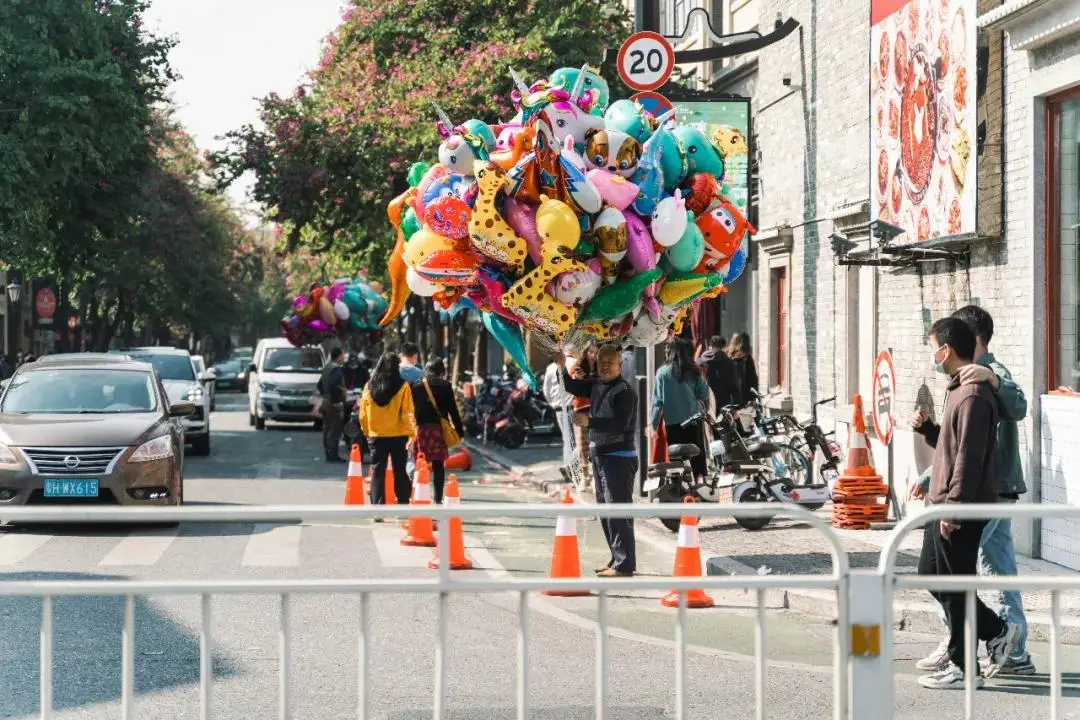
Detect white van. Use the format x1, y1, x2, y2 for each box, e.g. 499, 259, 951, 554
246, 338, 326, 430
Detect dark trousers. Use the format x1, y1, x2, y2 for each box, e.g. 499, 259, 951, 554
590, 451, 638, 573
369, 437, 411, 505
431, 460, 446, 505
918, 520, 1005, 673
321, 400, 344, 457
664, 421, 706, 478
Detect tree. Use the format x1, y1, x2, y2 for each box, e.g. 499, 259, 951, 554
211, 0, 631, 275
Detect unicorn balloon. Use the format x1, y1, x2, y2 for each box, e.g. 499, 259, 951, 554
433, 103, 496, 177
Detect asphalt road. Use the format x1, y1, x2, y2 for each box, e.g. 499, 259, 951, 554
1, 392, 1078, 719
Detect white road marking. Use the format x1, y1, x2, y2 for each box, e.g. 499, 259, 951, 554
99, 528, 179, 566
0, 533, 51, 566
241, 524, 302, 567
370, 525, 432, 567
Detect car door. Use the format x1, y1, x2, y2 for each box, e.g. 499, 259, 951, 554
248, 342, 265, 416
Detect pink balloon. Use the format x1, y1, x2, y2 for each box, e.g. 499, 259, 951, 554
326, 281, 347, 303
307, 319, 331, 334
625, 212, 657, 274
504, 198, 543, 265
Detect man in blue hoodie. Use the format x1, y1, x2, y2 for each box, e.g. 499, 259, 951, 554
910, 305, 1032, 675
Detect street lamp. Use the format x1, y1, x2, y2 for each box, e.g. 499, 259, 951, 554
5, 269, 22, 365
6, 279, 21, 305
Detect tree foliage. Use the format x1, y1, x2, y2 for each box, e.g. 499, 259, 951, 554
211, 0, 631, 281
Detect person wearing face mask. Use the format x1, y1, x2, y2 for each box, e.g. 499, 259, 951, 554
909, 317, 1019, 690
556, 344, 638, 577
909, 306, 1032, 676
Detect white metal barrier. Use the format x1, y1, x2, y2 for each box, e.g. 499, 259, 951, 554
871, 503, 1080, 720
0, 502, 849, 720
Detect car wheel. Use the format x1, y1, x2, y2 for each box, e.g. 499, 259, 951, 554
191, 433, 211, 456
255, 416, 266, 430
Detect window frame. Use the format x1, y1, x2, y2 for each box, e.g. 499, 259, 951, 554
1046, 85, 1080, 391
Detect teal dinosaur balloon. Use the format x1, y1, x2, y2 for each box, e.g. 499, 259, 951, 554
579, 268, 663, 323
604, 99, 651, 143
672, 126, 725, 180
482, 311, 537, 389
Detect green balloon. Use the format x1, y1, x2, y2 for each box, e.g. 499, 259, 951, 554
407, 162, 430, 188
402, 207, 421, 241
665, 212, 704, 272
579, 269, 663, 323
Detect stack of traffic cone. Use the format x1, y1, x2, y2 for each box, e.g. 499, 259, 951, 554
542, 488, 589, 597
661, 498, 714, 609
831, 395, 889, 529
343, 445, 365, 505
401, 455, 437, 547
428, 474, 473, 570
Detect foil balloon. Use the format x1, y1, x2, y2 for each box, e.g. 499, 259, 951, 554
592, 207, 627, 285
577, 269, 661, 323
665, 212, 705, 272
658, 271, 724, 307
406, 266, 440, 297
651, 190, 688, 247
549, 258, 602, 306
692, 195, 757, 274
467, 267, 520, 324
426, 195, 471, 240
421, 174, 472, 208
627, 308, 671, 347
402, 207, 421, 241
583, 128, 641, 178
624, 211, 657, 274
318, 297, 336, 326
587, 169, 639, 211
404, 225, 456, 268
308, 319, 331, 335
683, 173, 721, 216
381, 188, 414, 326
672, 126, 725, 179
433, 103, 493, 176
482, 311, 537, 389
407, 161, 430, 188
504, 197, 542, 265
535, 194, 580, 246
333, 299, 350, 321
502, 242, 588, 340
723, 240, 749, 284
415, 248, 481, 286
469, 161, 530, 274
412, 164, 448, 221
548, 65, 610, 112
604, 99, 651, 143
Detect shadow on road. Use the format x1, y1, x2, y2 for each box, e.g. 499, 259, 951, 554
0, 572, 240, 716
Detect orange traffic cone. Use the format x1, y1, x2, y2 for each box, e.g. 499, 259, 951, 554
661, 498, 714, 609
384, 467, 398, 505
446, 446, 472, 471
401, 455, 437, 547
344, 445, 365, 505
428, 474, 473, 570
844, 394, 874, 474
542, 488, 589, 597
831, 395, 888, 530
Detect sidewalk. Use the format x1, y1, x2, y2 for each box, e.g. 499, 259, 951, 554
466, 438, 1080, 645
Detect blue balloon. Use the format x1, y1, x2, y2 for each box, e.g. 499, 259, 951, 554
481, 311, 537, 389
723, 241, 748, 285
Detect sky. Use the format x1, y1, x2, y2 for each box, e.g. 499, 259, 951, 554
143, 0, 345, 223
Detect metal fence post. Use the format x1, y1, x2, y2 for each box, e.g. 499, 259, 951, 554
847, 570, 891, 719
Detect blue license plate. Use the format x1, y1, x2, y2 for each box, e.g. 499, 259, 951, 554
284, 399, 310, 409
44, 479, 100, 498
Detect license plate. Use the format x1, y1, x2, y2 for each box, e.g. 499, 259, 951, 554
715, 485, 734, 504
284, 400, 310, 409
643, 477, 661, 492
44, 479, 99, 498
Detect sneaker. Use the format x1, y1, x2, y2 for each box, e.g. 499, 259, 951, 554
915, 638, 951, 671
918, 663, 985, 690
981, 654, 1036, 676
984, 623, 1021, 678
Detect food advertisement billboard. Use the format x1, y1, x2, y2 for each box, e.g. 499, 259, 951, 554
870, 0, 976, 244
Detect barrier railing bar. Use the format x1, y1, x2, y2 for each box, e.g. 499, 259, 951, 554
756, 588, 766, 720
40, 595, 52, 720
675, 591, 687, 720
596, 590, 608, 720
833, 579, 847, 720
122, 594, 134, 719
200, 593, 212, 720
279, 593, 291, 720
1051, 591, 1062, 720
964, 591, 975, 718
437, 518, 450, 584
896, 576, 1080, 591
358, 592, 370, 720
517, 591, 529, 720
434, 591, 448, 720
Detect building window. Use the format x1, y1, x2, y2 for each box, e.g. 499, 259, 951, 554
1049, 90, 1080, 391
672, 0, 689, 36
769, 266, 787, 389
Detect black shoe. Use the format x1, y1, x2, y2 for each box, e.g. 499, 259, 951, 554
326, 455, 346, 463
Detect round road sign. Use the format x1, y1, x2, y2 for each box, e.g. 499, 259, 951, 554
617, 31, 675, 92
630, 90, 673, 118
35, 287, 56, 320
872, 350, 897, 445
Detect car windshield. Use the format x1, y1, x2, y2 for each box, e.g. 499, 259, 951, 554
263, 347, 323, 373
127, 353, 195, 382
1, 369, 158, 414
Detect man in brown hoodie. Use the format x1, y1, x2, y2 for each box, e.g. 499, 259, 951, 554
913, 317, 1018, 689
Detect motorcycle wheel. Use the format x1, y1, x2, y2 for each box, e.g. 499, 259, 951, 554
656, 483, 685, 533
500, 426, 526, 449
734, 485, 774, 531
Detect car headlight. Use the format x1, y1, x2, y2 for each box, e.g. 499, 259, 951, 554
0, 443, 20, 466
129, 435, 174, 463
185, 385, 203, 401
259, 382, 277, 393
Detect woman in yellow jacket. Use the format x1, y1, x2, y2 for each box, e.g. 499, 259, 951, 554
359, 352, 416, 506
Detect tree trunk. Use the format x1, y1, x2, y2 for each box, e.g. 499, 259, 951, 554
451, 313, 469, 384
100, 291, 125, 351
472, 319, 486, 379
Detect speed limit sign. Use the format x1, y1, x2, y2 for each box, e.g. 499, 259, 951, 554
617, 31, 675, 92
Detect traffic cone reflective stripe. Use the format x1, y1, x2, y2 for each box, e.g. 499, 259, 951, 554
343, 445, 365, 505
543, 488, 589, 597
661, 498, 714, 609
402, 455, 437, 547
429, 474, 473, 570
844, 394, 873, 474
832, 394, 888, 529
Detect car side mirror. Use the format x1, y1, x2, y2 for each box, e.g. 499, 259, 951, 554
197, 371, 215, 383
169, 401, 197, 417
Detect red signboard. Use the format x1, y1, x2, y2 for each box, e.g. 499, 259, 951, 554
630, 91, 673, 117
35, 288, 56, 320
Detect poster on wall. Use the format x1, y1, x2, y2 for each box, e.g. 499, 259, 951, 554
870, 0, 976, 245
672, 99, 752, 216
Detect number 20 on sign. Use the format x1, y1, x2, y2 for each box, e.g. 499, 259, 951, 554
617, 31, 675, 92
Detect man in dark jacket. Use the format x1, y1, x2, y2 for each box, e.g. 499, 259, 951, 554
556, 344, 638, 577
318, 347, 347, 462
912, 317, 1018, 689
696, 335, 738, 411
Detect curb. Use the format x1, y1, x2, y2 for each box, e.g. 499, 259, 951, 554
463, 440, 570, 496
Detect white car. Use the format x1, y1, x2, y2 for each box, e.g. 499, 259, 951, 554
191, 355, 216, 411
247, 338, 326, 430
114, 347, 213, 456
